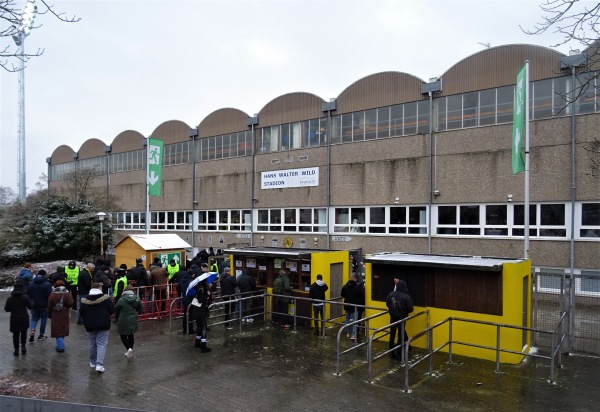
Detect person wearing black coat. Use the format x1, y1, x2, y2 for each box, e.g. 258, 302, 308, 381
386, 278, 414, 360
192, 279, 213, 352
4, 283, 32, 356
341, 275, 362, 341
237, 269, 257, 322
219, 267, 238, 328
178, 269, 196, 334
27, 270, 52, 342
308, 274, 329, 335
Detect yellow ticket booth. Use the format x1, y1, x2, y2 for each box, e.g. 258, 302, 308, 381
114, 234, 191, 271
223, 247, 350, 326
364, 252, 531, 364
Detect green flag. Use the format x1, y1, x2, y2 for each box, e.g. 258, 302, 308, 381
147, 138, 163, 196
512, 65, 526, 174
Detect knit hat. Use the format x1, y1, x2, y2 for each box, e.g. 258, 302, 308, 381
37, 269, 47, 277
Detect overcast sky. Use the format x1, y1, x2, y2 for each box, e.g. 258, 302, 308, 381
0, 0, 580, 194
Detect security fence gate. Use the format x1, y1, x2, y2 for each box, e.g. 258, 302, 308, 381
532, 269, 600, 355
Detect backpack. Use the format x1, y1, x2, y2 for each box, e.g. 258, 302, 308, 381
389, 293, 405, 318
53, 294, 65, 312
273, 276, 285, 295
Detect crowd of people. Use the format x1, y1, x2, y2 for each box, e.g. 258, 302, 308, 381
4, 250, 414, 372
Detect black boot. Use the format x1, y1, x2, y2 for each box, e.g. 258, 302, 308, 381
13, 348, 19, 356
200, 342, 211, 353
195, 338, 201, 348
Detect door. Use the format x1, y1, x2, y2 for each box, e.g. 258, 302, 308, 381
330, 262, 343, 318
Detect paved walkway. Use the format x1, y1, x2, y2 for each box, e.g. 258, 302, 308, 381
1, 290, 600, 411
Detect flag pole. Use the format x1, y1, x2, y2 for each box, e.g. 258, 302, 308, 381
145, 137, 150, 235
524, 60, 530, 260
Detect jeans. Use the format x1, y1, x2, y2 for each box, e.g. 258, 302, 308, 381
313, 304, 324, 332
389, 316, 409, 358
30, 308, 48, 335
56, 336, 65, 351
345, 311, 356, 337
87, 330, 109, 367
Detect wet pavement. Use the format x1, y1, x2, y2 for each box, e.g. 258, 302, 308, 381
1, 290, 600, 412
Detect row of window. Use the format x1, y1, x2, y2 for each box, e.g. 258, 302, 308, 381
50, 72, 600, 181
113, 202, 600, 238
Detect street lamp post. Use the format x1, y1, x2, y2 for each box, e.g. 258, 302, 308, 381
12, 0, 37, 202
96, 212, 107, 258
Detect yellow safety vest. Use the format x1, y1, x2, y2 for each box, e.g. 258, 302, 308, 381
113, 277, 128, 298
64, 266, 79, 286
167, 264, 179, 280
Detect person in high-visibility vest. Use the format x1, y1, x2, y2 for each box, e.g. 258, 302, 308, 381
113, 268, 128, 304
64, 261, 79, 311
167, 259, 180, 282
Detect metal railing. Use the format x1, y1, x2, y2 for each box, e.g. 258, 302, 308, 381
365, 310, 429, 383
395, 313, 568, 392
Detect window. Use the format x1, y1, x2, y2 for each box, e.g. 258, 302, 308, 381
334, 206, 427, 235
403, 102, 417, 135
151, 211, 192, 230
163, 141, 191, 166
533, 79, 553, 119
513, 203, 566, 237
447, 94, 462, 130
390, 105, 403, 137
110, 149, 146, 174
352, 111, 365, 142
484, 205, 508, 236
462, 92, 479, 128
580, 203, 600, 238
114, 212, 146, 230
365, 109, 377, 140
376, 107, 390, 138
496, 85, 514, 124
77, 157, 106, 176
479, 89, 496, 126
575, 72, 598, 114
256, 208, 326, 233
197, 209, 251, 231
50, 162, 76, 181
416, 100, 430, 134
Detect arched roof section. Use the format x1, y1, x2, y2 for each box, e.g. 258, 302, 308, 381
50, 145, 76, 164
335, 72, 425, 114
583, 39, 600, 71
258, 92, 325, 127
198, 108, 250, 138
441, 44, 565, 96
78, 138, 108, 160
111, 130, 146, 153
150, 120, 192, 144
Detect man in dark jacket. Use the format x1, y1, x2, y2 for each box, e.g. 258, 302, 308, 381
77, 263, 95, 324
219, 267, 238, 328
341, 275, 362, 341
386, 277, 414, 360
309, 274, 328, 336
79, 283, 115, 373
27, 269, 52, 342
94, 266, 112, 295
237, 269, 256, 323
178, 268, 196, 334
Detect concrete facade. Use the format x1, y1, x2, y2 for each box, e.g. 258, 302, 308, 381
47, 43, 600, 275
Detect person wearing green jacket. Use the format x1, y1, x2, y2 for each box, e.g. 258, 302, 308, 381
115, 285, 143, 359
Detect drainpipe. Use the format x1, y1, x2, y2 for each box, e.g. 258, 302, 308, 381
422, 78, 442, 254
248, 115, 259, 247
322, 99, 337, 251
560, 51, 585, 352
105, 145, 111, 206
189, 127, 199, 253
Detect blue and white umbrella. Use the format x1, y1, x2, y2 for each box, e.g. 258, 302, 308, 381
186, 272, 218, 297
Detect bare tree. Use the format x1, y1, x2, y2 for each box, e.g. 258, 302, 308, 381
0, 186, 16, 207
524, 1, 600, 173
524, 1, 600, 93
0, 0, 79, 72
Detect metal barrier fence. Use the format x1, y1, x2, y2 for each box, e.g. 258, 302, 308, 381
532, 270, 600, 355
391, 314, 568, 393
